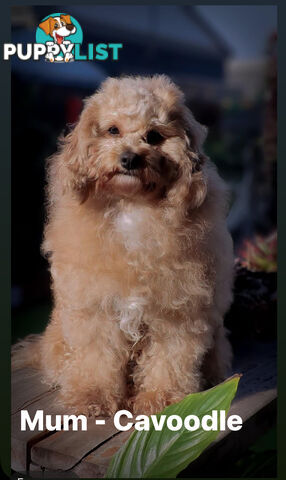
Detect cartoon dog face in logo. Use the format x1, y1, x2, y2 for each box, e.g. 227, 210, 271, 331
39, 14, 77, 62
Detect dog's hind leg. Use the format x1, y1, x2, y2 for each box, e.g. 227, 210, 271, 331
12, 334, 42, 370
44, 307, 130, 416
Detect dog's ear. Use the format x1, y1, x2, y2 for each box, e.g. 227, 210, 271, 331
56, 100, 99, 202
39, 16, 56, 36
60, 126, 89, 201
61, 14, 72, 24
167, 108, 208, 212
183, 107, 208, 174
167, 160, 207, 212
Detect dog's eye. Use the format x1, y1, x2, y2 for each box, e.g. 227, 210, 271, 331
54, 23, 59, 29
146, 130, 164, 145
108, 126, 120, 135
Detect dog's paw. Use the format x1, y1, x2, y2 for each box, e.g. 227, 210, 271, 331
86, 396, 120, 417
64, 53, 74, 63
58, 389, 120, 417
45, 52, 54, 62
128, 390, 183, 416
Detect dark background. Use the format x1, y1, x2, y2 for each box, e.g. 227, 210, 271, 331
11, 5, 277, 476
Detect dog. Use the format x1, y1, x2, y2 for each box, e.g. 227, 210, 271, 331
12, 75, 234, 416
39, 14, 77, 63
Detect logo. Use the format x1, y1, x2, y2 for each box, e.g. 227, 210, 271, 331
4, 13, 123, 62
36, 13, 82, 63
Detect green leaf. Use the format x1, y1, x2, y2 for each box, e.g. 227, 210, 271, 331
106, 375, 240, 478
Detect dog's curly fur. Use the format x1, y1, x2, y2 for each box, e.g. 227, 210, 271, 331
12, 75, 234, 416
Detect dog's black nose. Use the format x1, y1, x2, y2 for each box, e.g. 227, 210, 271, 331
66, 23, 75, 31
120, 151, 144, 170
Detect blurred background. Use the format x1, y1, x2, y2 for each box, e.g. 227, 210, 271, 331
11, 5, 277, 476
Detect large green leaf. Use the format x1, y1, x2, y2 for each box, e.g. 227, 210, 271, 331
106, 375, 240, 478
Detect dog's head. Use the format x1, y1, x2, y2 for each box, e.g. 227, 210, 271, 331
39, 14, 76, 44
59, 75, 208, 209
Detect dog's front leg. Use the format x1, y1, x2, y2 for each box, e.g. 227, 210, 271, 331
62, 41, 74, 62
130, 321, 212, 415
41, 307, 129, 416
45, 41, 58, 62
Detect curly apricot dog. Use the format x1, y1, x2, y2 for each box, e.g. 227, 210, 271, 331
13, 75, 234, 416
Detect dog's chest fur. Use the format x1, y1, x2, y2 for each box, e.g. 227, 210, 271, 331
111, 205, 168, 342
113, 205, 155, 251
